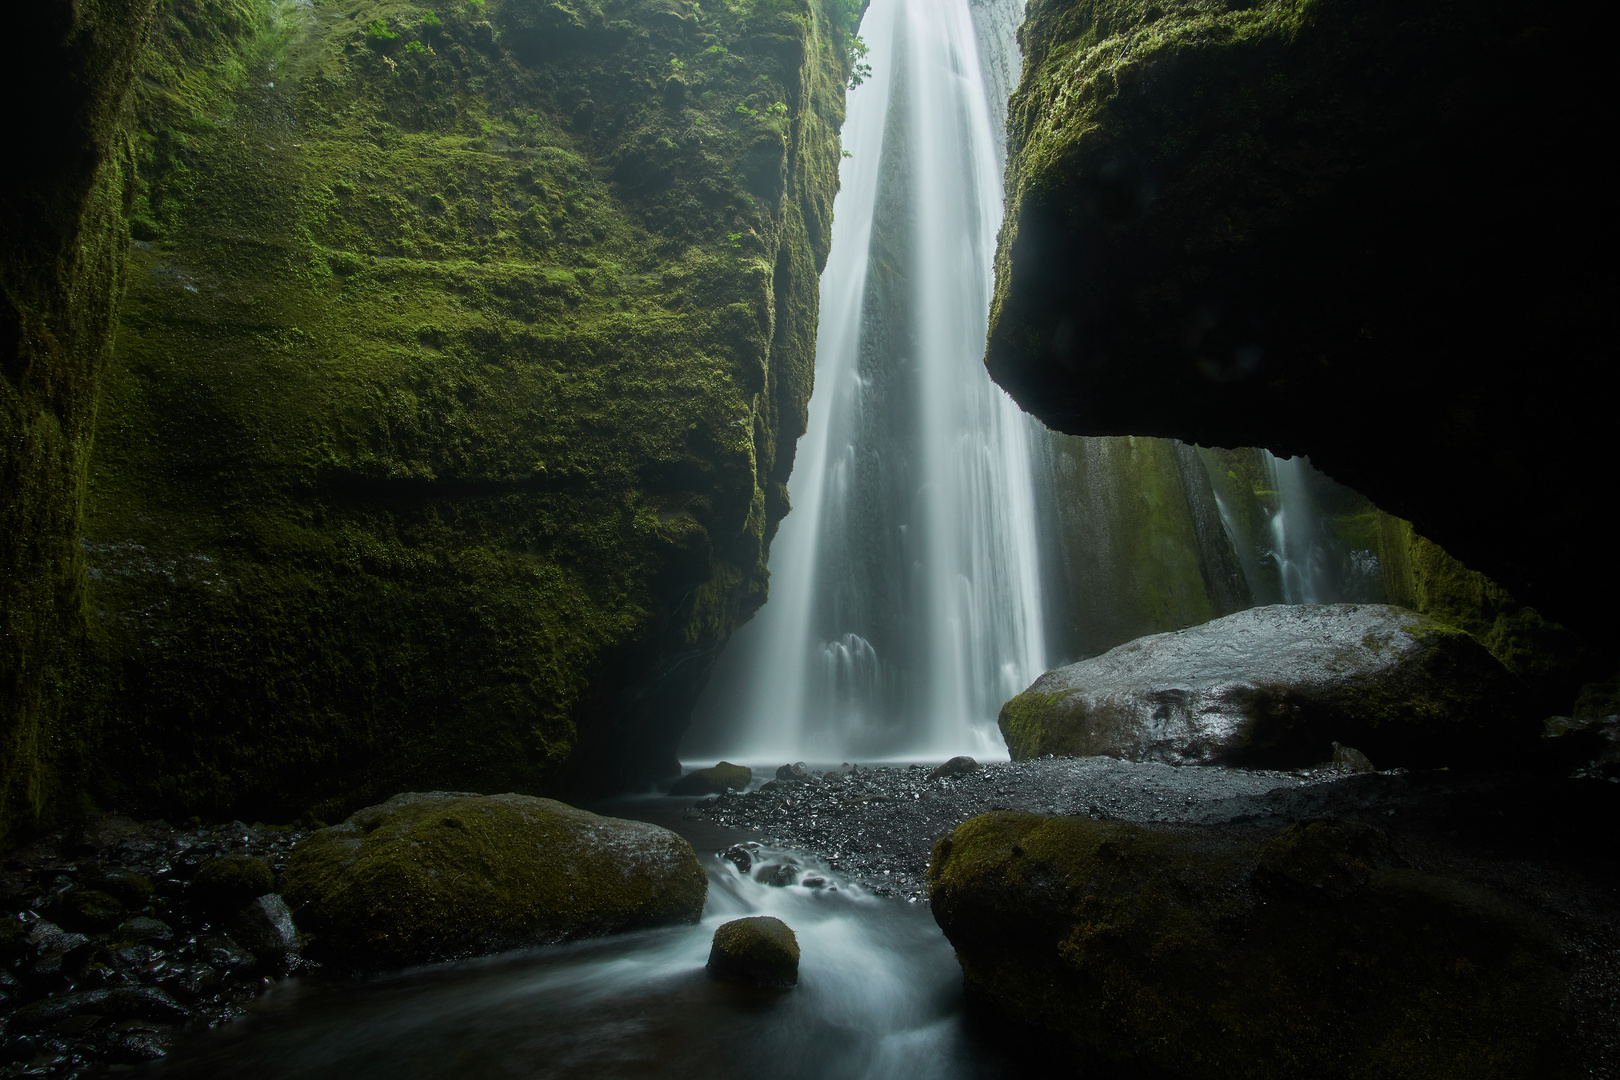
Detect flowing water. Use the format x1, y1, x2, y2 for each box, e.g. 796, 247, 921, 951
149, 799, 1021, 1080
687, 0, 1043, 765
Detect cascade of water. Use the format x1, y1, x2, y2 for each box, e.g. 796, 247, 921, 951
1267, 452, 1328, 604
684, 0, 1042, 762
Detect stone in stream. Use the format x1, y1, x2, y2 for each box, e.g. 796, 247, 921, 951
282, 792, 707, 969
1330, 741, 1374, 773
929, 811, 1565, 1078
669, 761, 752, 796
998, 604, 1523, 769
775, 762, 810, 782
929, 755, 980, 780
707, 916, 799, 988
227, 894, 301, 971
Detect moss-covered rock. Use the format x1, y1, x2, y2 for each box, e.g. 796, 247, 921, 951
998, 603, 1523, 768
707, 914, 798, 987
56, 0, 859, 823
983, 0, 1614, 644
669, 760, 751, 795
281, 790, 706, 968
191, 855, 276, 912
928, 811, 1567, 1078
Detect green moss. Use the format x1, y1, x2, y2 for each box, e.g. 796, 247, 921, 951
282, 791, 707, 967
2, 0, 162, 847
1378, 512, 1588, 710
192, 855, 277, 911
708, 914, 799, 986
930, 811, 1565, 1078
997, 690, 1066, 761
74, 0, 856, 820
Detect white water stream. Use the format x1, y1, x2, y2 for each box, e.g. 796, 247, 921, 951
688, 0, 1043, 764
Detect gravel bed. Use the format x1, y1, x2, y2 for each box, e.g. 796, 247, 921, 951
682, 757, 1344, 898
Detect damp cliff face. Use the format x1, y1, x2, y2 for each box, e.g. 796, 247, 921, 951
50, 0, 856, 824
1, 0, 159, 843
984, 0, 1614, 642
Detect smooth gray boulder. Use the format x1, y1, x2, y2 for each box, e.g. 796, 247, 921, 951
998, 604, 1522, 769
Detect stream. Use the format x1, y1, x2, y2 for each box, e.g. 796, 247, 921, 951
145, 794, 1021, 1080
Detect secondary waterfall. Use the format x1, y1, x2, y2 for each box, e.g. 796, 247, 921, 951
686, 0, 1043, 762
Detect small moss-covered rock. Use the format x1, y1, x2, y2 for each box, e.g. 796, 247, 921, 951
929, 756, 980, 780
929, 811, 1566, 1078
708, 916, 799, 988
669, 762, 752, 796
282, 791, 706, 969
51, 889, 127, 933
999, 603, 1522, 768
89, 870, 155, 908
192, 856, 275, 913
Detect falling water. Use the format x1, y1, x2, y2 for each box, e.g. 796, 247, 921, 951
686, 0, 1043, 762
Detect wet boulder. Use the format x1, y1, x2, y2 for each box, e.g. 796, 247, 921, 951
227, 894, 300, 971
191, 856, 275, 914
282, 792, 707, 969
929, 756, 980, 780
775, 762, 810, 782
998, 604, 1522, 769
707, 916, 799, 988
929, 811, 1565, 1079
669, 762, 752, 796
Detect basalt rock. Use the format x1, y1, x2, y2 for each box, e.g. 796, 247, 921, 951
929, 811, 1567, 1078
670, 762, 753, 796
998, 604, 1521, 769
281, 791, 706, 969
985, 0, 1615, 645
707, 916, 799, 988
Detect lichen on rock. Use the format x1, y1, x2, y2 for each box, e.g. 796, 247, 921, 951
281, 790, 707, 968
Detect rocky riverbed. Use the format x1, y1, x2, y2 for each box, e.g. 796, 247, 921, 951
684, 756, 1620, 1075
0, 817, 309, 1078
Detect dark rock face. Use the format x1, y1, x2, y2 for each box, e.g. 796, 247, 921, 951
986, 0, 1615, 643
669, 762, 753, 796
707, 916, 799, 988
281, 792, 706, 969
929, 811, 1568, 1078
1000, 604, 1522, 768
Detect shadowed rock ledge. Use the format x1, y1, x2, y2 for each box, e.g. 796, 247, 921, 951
984, 0, 1616, 644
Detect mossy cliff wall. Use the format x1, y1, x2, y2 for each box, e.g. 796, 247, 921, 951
984, 0, 1614, 643
6, 0, 855, 831
1, 0, 161, 844
1037, 434, 1248, 661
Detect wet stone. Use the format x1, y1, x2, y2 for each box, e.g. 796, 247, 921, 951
707, 917, 799, 989
721, 845, 753, 874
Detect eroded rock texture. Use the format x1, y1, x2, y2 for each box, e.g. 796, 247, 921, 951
998, 603, 1523, 767
986, 0, 1615, 642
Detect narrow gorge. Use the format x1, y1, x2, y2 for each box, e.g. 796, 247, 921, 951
1, 0, 1613, 1075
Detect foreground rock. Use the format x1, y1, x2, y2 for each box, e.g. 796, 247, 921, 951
282, 792, 706, 969
929, 811, 1567, 1078
707, 917, 799, 988
999, 604, 1521, 768
669, 762, 752, 796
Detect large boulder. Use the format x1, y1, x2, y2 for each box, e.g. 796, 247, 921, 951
998, 604, 1521, 768
928, 811, 1566, 1078
282, 792, 707, 969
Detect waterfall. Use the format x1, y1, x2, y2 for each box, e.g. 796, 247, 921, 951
685, 0, 1042, 762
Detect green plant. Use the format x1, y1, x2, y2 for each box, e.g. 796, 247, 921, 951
420, 9, 443, 29
366, 18, 398, 48
405, 39, 430, 55
848, 35, 871, 88
765, 101, 788, 117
